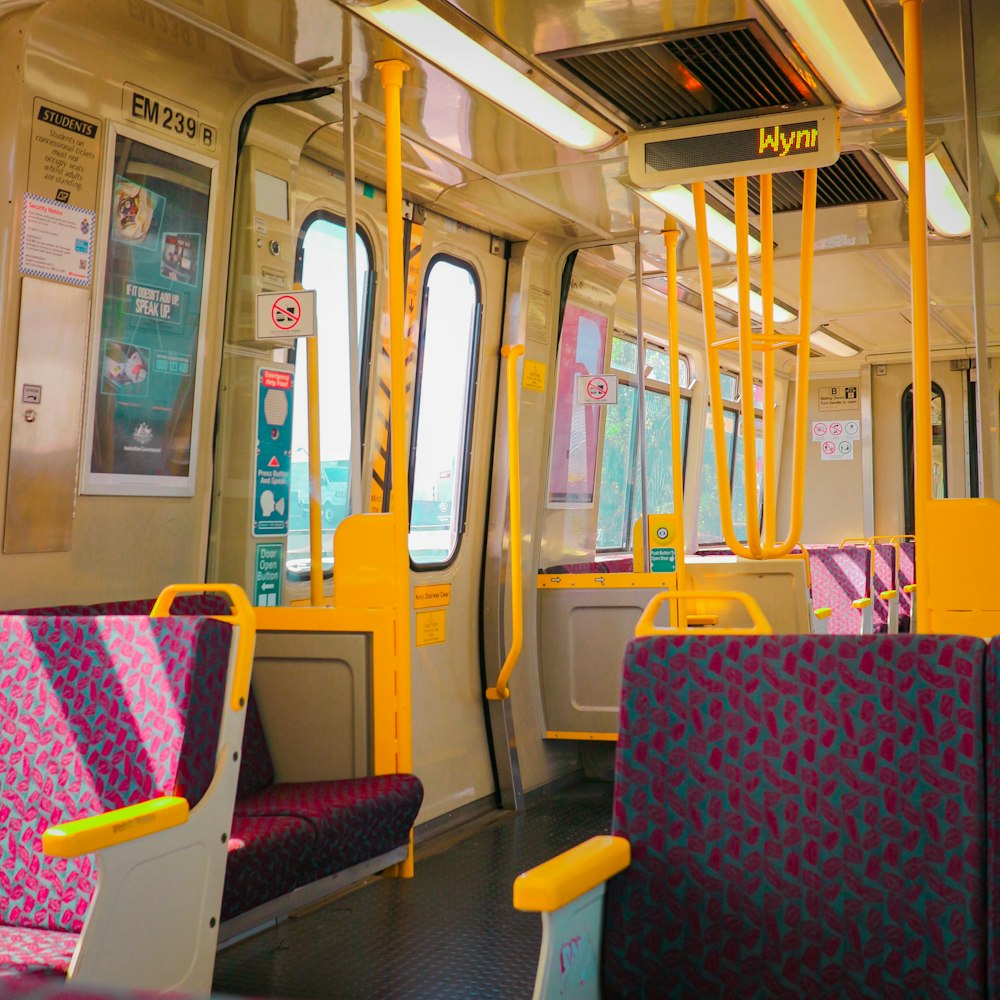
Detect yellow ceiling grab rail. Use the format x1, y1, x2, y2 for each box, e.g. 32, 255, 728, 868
693, 166, 818, 560
487, 343, 525, 701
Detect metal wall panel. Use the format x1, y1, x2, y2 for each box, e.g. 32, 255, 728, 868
4, 277, 90, 554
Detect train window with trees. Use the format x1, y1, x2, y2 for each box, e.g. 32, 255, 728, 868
596, 334, 691, 550
287, 212, 374, 577
408, 255, 482, 567
697, 371, 764, 546
902, 381, 947, 535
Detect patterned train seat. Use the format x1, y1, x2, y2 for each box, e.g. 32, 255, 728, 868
602, 632, 987, 998
0, 613, 239, 984
807, 545, 871, 633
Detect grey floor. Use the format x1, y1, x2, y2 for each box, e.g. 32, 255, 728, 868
212, 781, 614, 1000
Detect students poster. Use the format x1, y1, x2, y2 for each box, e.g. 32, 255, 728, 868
84, 130, 213, 495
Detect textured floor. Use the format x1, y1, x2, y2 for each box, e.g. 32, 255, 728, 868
212, 780, 613, 1000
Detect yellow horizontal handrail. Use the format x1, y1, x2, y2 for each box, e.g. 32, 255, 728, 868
839, 537, 871, 550
487, 344, 525, 701
43, 796, 189, 858
151, 583, 256, 712
635, 590, 771, 637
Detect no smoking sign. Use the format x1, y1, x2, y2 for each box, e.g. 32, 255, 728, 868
256, 289, 317, 340
575, 372, 619, 405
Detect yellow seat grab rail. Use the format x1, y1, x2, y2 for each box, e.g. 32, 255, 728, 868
487, 343, 525, 701
151, 583, 257, 712
635, 590, 771, 637
693, 165, 817, 561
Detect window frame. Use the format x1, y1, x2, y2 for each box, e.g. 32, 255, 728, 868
285, 209, 377, 581
407, 252, 484, 571
902, 380, 948, 535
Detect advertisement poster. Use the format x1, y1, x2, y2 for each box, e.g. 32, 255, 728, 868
547, 303, 609, 506
84, 131, 213, 494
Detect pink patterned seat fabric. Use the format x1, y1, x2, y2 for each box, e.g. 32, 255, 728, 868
0, 615, 232, 977
807, 545, 871, 633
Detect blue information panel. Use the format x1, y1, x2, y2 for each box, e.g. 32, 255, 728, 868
253, 368, 293, 536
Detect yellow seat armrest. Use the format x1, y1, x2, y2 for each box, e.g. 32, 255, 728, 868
852, 597, 872, 609
513, 835, 630, 913
903, 584, 917, 594
43, 796, 189, 858
880, 589, 898, 601
813, 607, 833, 620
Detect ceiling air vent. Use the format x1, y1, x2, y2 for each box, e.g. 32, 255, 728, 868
716, 151, 897, 213
546, 22, 818, 128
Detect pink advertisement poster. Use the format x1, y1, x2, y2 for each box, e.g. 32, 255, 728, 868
547, 303, 608, 506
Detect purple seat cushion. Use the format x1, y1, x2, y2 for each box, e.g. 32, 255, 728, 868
221, 815, 317, 921
0, 928, 78, 978
0, 615, 232, 935
603, 633, 987, 999
234, 775, 423, 884
235, 689, 275, 801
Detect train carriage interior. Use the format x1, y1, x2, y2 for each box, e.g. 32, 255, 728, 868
2, 0, 1000, 997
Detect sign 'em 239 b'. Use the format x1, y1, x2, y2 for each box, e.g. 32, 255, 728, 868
628, 106, 839, 187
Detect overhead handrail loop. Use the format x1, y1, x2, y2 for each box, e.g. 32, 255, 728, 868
487, 343, 525, 701
693, 167, 817, 559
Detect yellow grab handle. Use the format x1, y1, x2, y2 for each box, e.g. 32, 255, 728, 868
486, 343, 525, 701
151, 584, 256, 711
852, 597, 873, 610
513, 836, 631, 913
814, 607, 833, 620
44, 796, 189, 858
635, 590, 771, 637
903, 584, 917, 594
839, 537, 871, 549
880, 590, 898, 601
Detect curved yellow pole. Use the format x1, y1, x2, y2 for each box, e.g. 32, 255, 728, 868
901, 0, 931, 632
760, 175, 776, 549
664, 225, 684, 567
377, 58, 414, 875
734, 176, 762, 557
693, 182, 752, 558
487, 343, 525, 701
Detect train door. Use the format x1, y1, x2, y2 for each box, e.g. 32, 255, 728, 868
872, 360, 969, 535
404, 214, 505, 822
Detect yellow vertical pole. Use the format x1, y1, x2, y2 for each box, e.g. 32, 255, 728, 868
664, 224, 685, 567
759, 175, 777, 550
900, 0, 931, 631
377, 58, 414, 875
306, 334, 324, 606
693, 181, 751, 559
733, 176, 762, 557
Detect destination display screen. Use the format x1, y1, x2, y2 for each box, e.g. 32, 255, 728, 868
645, 120, 820, 173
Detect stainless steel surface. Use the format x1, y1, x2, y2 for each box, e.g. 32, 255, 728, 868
252, 632, 371, 780
4, 278, 90, 554
960, 0, 992, 498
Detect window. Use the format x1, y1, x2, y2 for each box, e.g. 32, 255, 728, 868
595, 334, 691, 550
902, 382, 947, 535
287, 213, 374, 577
408, 256, 482, 567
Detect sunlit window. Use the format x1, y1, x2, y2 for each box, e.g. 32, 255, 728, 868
597, 334, 691, 550
409, 256, 482, 567
287, 213, 373, 579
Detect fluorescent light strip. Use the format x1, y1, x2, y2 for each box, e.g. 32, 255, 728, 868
642, 186, 762, 258
717, 281, 797, 324
355, 0, 611, 150
762, 0, 901, 113
883, 154, 972, 238
810, 329, 859, 357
